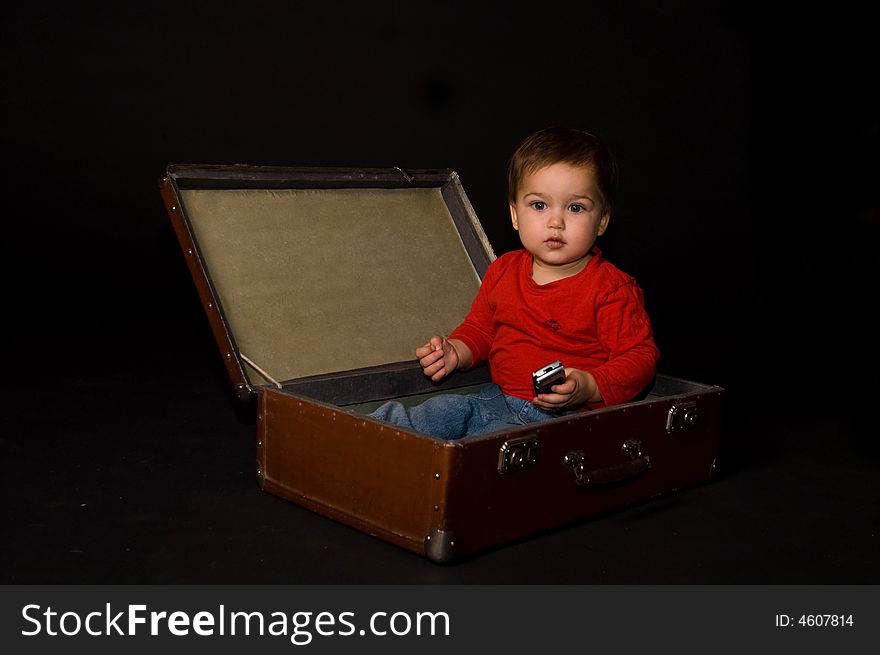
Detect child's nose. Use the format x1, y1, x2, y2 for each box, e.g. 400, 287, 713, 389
547, 209, 564, 229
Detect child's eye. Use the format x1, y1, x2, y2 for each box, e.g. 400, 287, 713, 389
568, 203, 586, 213
530, 201, 547, 211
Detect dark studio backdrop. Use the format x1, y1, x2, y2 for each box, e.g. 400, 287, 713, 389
1, 1, 877, 584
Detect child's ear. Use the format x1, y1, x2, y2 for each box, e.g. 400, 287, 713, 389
597, 210, 611, 235
510, 204, 519, 231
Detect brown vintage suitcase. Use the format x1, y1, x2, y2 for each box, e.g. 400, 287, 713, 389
159, 164, 724, 563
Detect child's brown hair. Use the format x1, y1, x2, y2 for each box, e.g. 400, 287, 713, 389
508, 127, 618, 212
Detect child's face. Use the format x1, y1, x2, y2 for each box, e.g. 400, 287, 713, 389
510, 162, 610, 278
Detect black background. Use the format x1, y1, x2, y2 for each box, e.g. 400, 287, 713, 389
1, 1, 877, 583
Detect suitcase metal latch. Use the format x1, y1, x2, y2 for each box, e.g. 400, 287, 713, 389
666, 401, 699, 433
498, 435, 538, 474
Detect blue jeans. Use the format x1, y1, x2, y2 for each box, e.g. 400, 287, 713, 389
367, 383, 571, 440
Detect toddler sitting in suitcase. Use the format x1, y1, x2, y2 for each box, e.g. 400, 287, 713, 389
369, 127, 659, 439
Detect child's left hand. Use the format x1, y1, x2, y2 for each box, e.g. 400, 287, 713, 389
532, 368, 601, 411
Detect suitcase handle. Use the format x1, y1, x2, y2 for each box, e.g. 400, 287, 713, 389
564, 440, 651, 487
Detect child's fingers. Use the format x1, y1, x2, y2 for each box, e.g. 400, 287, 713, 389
418, 348, 443, 368
552, 378, 576, 395
418, 336, 451, 382
422, 360, 447, 380
416, 336, 446, 359
534, 384, 574, 407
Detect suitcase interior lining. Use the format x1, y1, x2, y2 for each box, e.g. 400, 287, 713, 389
274, 360, 493, 410
274, 369, 712, 417
179, 186, 482, 386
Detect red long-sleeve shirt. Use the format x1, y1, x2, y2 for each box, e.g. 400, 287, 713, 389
450, 248, 659, 407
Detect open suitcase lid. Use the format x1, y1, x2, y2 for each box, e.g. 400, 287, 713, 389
160, 165, 496, 398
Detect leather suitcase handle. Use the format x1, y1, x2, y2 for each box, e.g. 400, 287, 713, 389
564, 441, 651, 487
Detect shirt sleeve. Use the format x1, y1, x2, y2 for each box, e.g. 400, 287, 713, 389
589, 280, 660, 407
449, 261, 500, 365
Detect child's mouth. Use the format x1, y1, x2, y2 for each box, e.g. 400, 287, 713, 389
545, 238, 565, 249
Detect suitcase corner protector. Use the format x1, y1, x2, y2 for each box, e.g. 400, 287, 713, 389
424, 529, 455, 564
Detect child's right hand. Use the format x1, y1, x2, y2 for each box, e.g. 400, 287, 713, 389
416, 336, 462, 382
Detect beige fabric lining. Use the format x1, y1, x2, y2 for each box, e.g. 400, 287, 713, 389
181, 187, 482, 383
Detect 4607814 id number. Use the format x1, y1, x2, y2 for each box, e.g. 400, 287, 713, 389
775, 614, 854, 627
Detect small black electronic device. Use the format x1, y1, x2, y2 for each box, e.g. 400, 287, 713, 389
532, 360, 565, 395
